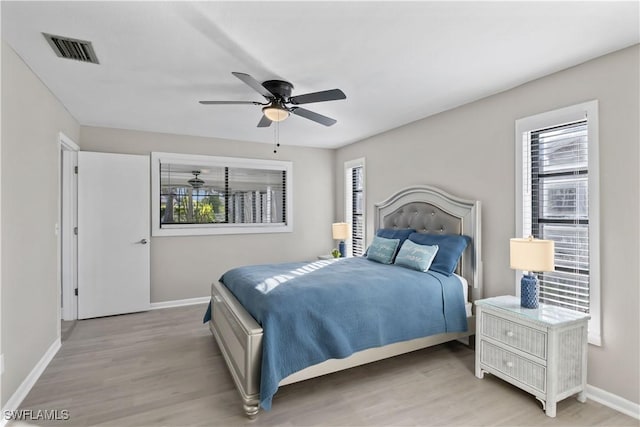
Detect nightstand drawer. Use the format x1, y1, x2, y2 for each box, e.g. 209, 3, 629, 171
480, 341, 546, 393
482, 312, 547, 359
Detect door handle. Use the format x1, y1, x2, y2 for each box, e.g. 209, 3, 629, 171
139, 239, 148, 245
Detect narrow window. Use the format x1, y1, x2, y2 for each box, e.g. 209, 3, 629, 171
516, 101, 600, 345
345, 158, 365, 256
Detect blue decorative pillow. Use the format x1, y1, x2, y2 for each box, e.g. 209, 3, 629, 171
394, 240, 439, 272
366, 236, 400, 264
408, 233, 471, 276
376, 228, 415, 246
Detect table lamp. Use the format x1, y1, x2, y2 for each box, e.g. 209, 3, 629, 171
510, 236, 555, 308
332, 222, 350, 258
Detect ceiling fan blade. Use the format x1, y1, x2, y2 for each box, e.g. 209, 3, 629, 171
257, 115, 272, 127
289, 89, 346, 105
232, 72, 274, 99
199, 100, 262, 105
290, 107, 337, 126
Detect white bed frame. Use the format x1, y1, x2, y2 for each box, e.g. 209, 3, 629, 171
209, 185, 482, 418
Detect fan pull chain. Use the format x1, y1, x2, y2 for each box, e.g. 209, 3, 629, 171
273, 120, 281, 153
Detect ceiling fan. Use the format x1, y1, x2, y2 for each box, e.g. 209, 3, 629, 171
199, 72, 346, 127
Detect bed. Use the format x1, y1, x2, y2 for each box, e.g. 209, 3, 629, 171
207, 185, 482, 418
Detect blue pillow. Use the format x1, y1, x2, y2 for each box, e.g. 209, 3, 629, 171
394, 240, 439, 272
366, 236, 400, 264
408, 233, 470, 276
376, 228, 415, 246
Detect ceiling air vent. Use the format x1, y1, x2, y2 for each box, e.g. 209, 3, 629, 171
43, 33, 99, 64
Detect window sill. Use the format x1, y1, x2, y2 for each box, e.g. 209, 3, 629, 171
153, 223, 292, 237
588, 332, 602, 347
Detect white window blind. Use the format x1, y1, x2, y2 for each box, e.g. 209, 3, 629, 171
227, 167, 286, 225
351, 166, 365, 256
345, 158, 365, 257
160, 166, 286, 226
526, 121, 590, 312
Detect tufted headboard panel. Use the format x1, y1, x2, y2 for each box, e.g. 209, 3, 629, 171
374, 185, 483, 303
380, 201, 462, 235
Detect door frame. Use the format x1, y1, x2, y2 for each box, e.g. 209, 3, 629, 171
58, 132, 79, 321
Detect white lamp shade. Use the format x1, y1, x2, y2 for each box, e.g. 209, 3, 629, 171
332, 222, 350, 240
510, 237, 555, 272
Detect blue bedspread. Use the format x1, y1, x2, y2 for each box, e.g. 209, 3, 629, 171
210, 257, 467, 410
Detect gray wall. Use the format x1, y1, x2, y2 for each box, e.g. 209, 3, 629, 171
79, 127, 336, 303
335, 45, 640, 404
1, 42, 80, 406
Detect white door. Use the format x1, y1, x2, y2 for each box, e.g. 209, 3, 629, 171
78, 152, 150, 319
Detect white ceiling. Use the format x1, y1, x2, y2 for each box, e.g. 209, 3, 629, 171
2, 1, 638, 149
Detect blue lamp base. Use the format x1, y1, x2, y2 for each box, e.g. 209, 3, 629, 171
520, 273, 539, 309
338, 241, 346, 258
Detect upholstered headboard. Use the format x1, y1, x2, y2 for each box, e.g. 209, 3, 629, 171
379, 201, 463, 235
374, 185, 482, 303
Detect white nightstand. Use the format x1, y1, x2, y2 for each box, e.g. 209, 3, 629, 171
475, 295, 590, 417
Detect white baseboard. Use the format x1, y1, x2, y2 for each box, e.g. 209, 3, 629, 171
586, 384, 640, 420
1, 338, 61, 427
149, 296, 209, 310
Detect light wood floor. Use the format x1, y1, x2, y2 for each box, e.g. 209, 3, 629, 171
19, 304, 638, 426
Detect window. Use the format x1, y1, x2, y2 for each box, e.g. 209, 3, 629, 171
152, 152, 292, 236
516, 101, 600, 345
345, 158, 365, 256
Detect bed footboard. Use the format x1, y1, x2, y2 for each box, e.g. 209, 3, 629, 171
209, 281, 263, 418
210, 278, 476, 419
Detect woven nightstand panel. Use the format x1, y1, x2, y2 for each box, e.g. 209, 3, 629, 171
480, 341, 546, 392
482, 313, 547, 359
558, 326, 585, 393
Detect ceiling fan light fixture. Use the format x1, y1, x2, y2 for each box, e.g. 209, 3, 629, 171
262, 105, 289, 122
200, 72, 345, 127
